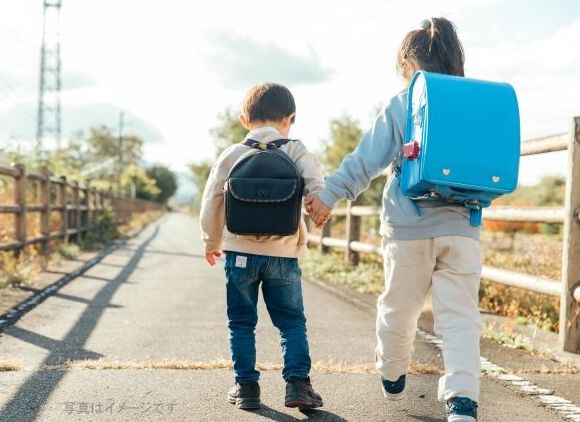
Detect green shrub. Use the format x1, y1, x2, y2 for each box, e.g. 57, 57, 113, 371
57, 243, 81, 259
539, 223, 561, 236
81, 210, 120, 250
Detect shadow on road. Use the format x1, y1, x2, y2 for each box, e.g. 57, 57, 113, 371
408, 415, 444, 421
243, 405, 348, 421
0, 222, 161, 421
126, 247, 207, 259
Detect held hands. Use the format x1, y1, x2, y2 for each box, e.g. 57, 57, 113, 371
304, 194, 332, 228
205, 250, 222, 266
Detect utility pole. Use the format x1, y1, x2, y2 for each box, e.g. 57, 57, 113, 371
36, 0, 63, 155
117, 111, 125, 195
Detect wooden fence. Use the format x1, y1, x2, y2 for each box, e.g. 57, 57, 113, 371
0, 164, 164, 259
306, 117, 580, 353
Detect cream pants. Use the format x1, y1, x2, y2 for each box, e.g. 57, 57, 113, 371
375, 236, 483, 402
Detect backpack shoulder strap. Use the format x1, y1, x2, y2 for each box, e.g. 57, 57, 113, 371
242, 138, 299, 149
270, 138, 299, 148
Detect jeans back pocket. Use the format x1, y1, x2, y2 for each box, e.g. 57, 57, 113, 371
279, 258, 301, 283
224, 252, 255, 283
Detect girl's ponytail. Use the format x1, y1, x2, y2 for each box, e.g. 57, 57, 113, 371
397, 17, 465, 79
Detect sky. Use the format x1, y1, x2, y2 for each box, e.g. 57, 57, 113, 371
1, 0, 580, 199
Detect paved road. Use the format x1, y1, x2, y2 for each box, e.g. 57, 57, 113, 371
0, 213, 575, 421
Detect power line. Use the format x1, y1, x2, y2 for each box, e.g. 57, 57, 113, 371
36, 0, 63, 153
0, 75, 38, 124
117, 111, 124, 195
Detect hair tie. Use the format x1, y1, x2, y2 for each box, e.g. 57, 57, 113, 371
419, 18, 432, 30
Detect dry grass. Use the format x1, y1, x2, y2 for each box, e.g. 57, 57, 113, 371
481, 231, 562, 280
0, 361, 24, 371
0, 210, 162, 290
0, 248, 41, 289
480, 231, 561, 332
2, 358, 441, 375
300, 250, 384, 295
3, 356, 574, 375
118, 211, 164, 236
301, 229, 563, 333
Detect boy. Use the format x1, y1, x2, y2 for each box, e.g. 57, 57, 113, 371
200, 82, 325, 410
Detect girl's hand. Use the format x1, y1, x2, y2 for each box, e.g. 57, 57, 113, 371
205, 250, 222, 266
305, 194, 332, 228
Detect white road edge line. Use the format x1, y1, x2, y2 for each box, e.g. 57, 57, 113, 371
305, 278, 580, 420
416, 328, 580, 421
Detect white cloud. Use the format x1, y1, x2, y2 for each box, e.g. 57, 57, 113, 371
1, 0, 578, 188
203, 30, 333, 89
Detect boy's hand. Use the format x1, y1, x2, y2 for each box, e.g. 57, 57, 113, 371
304, 194, 332, 228
205, 250, 222, 266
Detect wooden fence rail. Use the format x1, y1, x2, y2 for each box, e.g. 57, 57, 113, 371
306, 117, 580, 353
0, 164, 164, 257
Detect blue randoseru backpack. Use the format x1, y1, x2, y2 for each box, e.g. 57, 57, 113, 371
224, 139, 304, 235
398, 71, 521, 226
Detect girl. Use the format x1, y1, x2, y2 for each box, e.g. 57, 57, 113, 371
305, 17, 482, 422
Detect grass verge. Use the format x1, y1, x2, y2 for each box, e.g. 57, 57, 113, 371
0, 210, 163, 291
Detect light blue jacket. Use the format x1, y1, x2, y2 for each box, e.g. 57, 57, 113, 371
317, 90, 480, 241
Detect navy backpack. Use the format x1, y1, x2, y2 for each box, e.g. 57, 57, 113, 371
224, 139, 304, 235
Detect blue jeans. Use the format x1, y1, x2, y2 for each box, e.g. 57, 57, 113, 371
223, 251, 311, 384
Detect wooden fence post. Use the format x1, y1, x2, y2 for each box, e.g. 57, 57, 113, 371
319, 219, 332, 254
108, 189, 116, 222
14, 164, 27, 256
60, 176, 68, 244
560, 116, 580, 353
345, 201, 361, 265
86, 183, 92, 230
40, 171, 51, 261
304, 213, 312, 233
73, 181, 81, 242
100, 191, 105, 217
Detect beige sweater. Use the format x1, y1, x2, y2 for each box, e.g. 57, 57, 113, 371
199, 127, 325, 258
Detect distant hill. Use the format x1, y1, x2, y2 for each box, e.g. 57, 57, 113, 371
0, 102, 163, 144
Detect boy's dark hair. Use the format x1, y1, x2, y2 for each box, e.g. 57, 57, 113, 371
397, 17, 465, 79
242, 82, 296, 123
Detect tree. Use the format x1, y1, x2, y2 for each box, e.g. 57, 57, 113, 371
495, 176, 566, 207
46, 136, 89, 180
209, 107, 249, 157
322, 115, 385, 205
189, 107, 249, 213
122, 164, 160, 199
86, 126, 143, 165
137, 165, 178, 204
189, 161, 212, 213
322, 116, 364, 173
84, 126, 144, 190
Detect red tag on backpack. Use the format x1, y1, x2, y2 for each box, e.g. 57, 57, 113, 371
403, 141, 420, 160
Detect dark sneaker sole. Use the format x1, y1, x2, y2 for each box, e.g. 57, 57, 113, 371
285, 397, 323, 410
227, 396, 261, 410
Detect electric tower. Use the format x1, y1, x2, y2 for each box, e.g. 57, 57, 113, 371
36, 0, 63, 154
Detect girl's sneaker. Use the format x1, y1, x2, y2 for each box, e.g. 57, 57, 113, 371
380, 374, 406, 400
446, 396, 478, 421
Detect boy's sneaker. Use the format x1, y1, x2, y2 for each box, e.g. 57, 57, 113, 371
446, 396, 478, 422
227, 382, 260, 409
285, 377, 323, 409
381, 374, 406, 400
